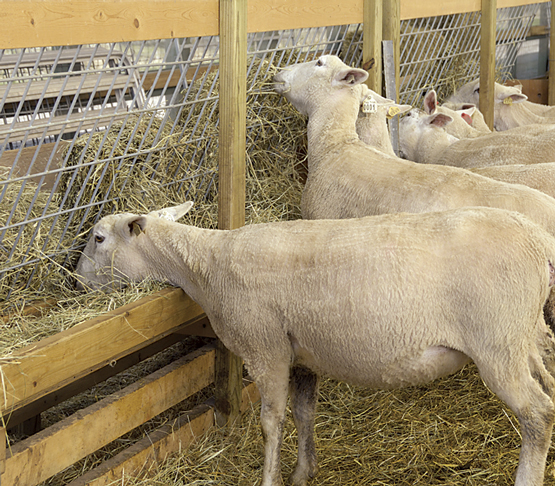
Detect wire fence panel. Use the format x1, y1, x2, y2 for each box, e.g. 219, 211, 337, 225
399, 3, 541, 106
0, 4, 545, 302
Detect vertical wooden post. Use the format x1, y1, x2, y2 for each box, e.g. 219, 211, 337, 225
216, 0, 247, 427
480, 0, 497, 130
0, 426, 5, 483
363, 0, 383, 93
382, 0, 400, 99
549, 0, 555, 106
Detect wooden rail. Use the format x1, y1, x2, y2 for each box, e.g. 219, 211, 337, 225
0, 288, 205, 424
0, 0, 548, 50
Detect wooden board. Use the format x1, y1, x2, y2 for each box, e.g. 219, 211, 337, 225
363, 0, 383, 93
1, 343, 216, 486
67, 380, 259, 486
0, 1, 547, 50
0, 287, 204, 418
479, 0, 497, 130
4, 320, 209, 429
215, 0, 247, 427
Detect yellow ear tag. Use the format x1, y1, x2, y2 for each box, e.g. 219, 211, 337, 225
386, 106, 401, 119
503, 97, 514, 105
132, 222, 142, 236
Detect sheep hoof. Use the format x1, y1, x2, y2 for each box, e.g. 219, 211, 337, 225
288, 464, 319, 486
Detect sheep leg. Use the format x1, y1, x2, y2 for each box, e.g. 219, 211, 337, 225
542, 288, 555, 333
289, 365, 320, 486
258, 365, 291, 486
477, 347, 555, 486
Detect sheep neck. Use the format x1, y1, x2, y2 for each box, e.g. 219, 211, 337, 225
306, 93, 361, 168
355, 111, 395, 157
420, 129, 455, 164
498, 103, 544, 129
138, 221, 219, 307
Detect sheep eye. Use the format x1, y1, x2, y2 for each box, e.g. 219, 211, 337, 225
95, 235, 105, 244
316, 59, 323, 67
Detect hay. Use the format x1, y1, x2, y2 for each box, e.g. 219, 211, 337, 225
109, 365, 555, 486
0, 167, 75, 304
0, 53, 306, 359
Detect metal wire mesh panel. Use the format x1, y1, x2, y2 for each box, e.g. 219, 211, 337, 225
0, 27, 353, 301
0, 4, 545, 303
399, 3, 541, 106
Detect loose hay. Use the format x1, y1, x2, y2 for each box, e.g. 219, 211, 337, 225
0, 54, 306, 358
108, 365, 555, 486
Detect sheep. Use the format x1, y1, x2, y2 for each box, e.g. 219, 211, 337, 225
271, 55, 555, 226
273, 54, 555, 328
441, 100, 492, 135
355, 85, 411, 156
399, 104, 555, 169
75, 201, 555, 486
420, 89, 488, 139
447, 78, 555, 131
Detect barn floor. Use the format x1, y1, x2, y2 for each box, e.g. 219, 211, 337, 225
112, 363, 555, 486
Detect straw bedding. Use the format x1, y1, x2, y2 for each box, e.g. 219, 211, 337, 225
95, 364, 555, 486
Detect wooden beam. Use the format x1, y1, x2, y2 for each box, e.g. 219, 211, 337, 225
218, 0, 246, 230
0, 0, 549, 50
383, 0, 400, 100
0, 143, 68, 191
65, 380, 259, 486
480, 0, 497, 130
0, 287, 204, 418
362, 0, 383, 94
67, 403, 216, 486
1, 343, 216, 486
0, 428, 5, 476
216, 0, 247, 427
3, 323, 204, 429
550, 0, 555, 106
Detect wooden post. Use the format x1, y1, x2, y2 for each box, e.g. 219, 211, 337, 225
0, 426, 5, 481
549, 0, 555, 106
216, 0, 247, 427
382, 0, 400, 99
363, 0, 383, 93
479, 0, 497, 130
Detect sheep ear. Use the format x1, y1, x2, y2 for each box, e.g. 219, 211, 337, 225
460, 103, 476, 111
117, 215, 147, 241
428, 113, 453, 128
423, 90, 437, 114
147, 201, 194, 221
457, 106, 476, 125
333, 68, 368, 87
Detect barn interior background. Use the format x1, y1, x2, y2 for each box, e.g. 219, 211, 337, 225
0, 1, 553, 485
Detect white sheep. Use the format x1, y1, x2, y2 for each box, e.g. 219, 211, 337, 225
447, 78, 555, 131
355, 85, 411, 156
272, 55, 555, 227
403, 90, 555, 197
75, 202, 555, 486
399, 104, 555, 169
440, 101, 492, 135
420, 90, 489, 139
